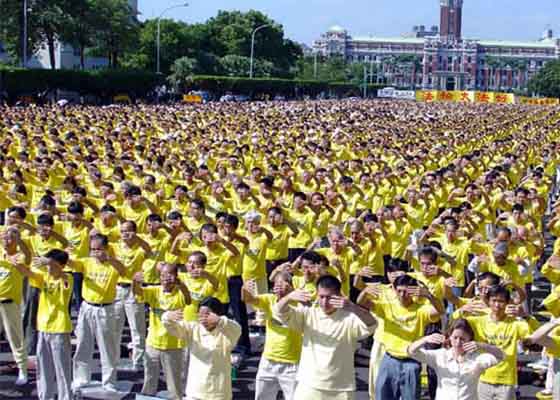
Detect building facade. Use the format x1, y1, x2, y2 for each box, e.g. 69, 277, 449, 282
313, 0, 560, 91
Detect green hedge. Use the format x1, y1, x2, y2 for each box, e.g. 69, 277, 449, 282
0, 67, 394, 99
0, 67, 164, 97
188, 75, 388, 97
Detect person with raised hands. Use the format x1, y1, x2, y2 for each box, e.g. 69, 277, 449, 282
162, 297, 241, 400
29, 249, 73, 400
362, 274, 444, 400
132, 263, 190, 400
407, 318, 503, 400
273, 274, 377, 399
242, 272, 302, 400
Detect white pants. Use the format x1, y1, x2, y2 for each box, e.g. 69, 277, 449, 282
73, 301, 119, 387
255, 357, 298, 400
114, 285, 146, 368
142, 345, 184, 400
37, 332, 72, 400
369, 339, 386, 400
0, 301, 27, 372
293, 384, 354, 400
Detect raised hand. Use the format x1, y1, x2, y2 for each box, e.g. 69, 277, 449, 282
289, 289, 312, 303
167, 309, 184, 322
462, 341, 479, 354
425, 333, 446, 345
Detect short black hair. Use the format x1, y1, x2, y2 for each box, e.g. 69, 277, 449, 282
224, 214, 239, 229
7, 206, 26, 219
316, 274, 341, 293
393, 274, 418, 288
100, 204, 116, 213
90, 233, 109, 247
487, 284, 511, 302
300, 251, 321, 264
44, 249, 69, 265
147, 213, 163, 223
37, 213, 54, 226
67, 201, 84, 215
199, 297, 225, 316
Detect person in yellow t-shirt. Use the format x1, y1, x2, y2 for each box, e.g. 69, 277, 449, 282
113, 220, 151, 371
286, 191, 316, 261
25, 213, 69, 358
30, 249, 73, 400
179, 251, 218, 322
133, 263, 190, 400
221, 214, 252, 361
363, 274, 443, 400
242, 271, 302, 400
464, 285, 533, 400
0, 228, 32, 386
264, 206, 299, 282
524, 317, 560, 400
61, 201, 93, 312
162, 297, 241, 400
72, 233, 126, 391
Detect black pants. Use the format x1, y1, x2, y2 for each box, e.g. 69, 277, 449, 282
424, 321, 442, 400
227, 276, 251, 356
22, 285, 40, 355
72, 272, 83, 313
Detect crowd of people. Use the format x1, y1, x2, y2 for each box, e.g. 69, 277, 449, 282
0, 100, 559, 400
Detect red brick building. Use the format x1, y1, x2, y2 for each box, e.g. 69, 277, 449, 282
313, 0, 560, 91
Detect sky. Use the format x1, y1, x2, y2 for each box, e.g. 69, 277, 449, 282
138, 0, 560, 45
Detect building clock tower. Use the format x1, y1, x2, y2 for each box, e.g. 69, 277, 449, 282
440, 0, 463, 41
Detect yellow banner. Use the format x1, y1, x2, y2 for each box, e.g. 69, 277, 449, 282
415, 91, 438, 102
415, 91, 548, 105
454, 91, 475, 102
183, 94, 202, 103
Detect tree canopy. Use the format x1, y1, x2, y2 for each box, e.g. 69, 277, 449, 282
527, 60, 560, 98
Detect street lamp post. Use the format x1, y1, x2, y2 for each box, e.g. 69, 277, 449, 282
249, 24, 270, 79
23, 0, 28, 67
157, 2, 189, 74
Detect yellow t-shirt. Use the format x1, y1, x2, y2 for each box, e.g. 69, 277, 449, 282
287, 207, 315, 249
62, 221, 90, 259
0, 258, 24, 304
191, 244, 232, 304
466, 314, 531, 386
254, 294, 302, 364
264, 224, 291, 261
73, 257, 121, 304
242, 232, 269, 281
140, 230, 172, 284
144, 286, 187, 350
30, 269, 73, 333
179, 272, 215, 322
371, 298, 438, 358
113, 241, 146, 283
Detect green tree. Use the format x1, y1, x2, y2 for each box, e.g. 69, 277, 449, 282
0, 0, 45, 65
89, 0, 139, 68
205, 10, 301, 77
218, 54, 273, 77
167, 56, 198, 91
60, 0, 100, 70
527, 60, 560, 98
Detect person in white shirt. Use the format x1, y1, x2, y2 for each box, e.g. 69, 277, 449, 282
407, 318, 504, 400
273, 274, 377, 400
162, 296, 241, 400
